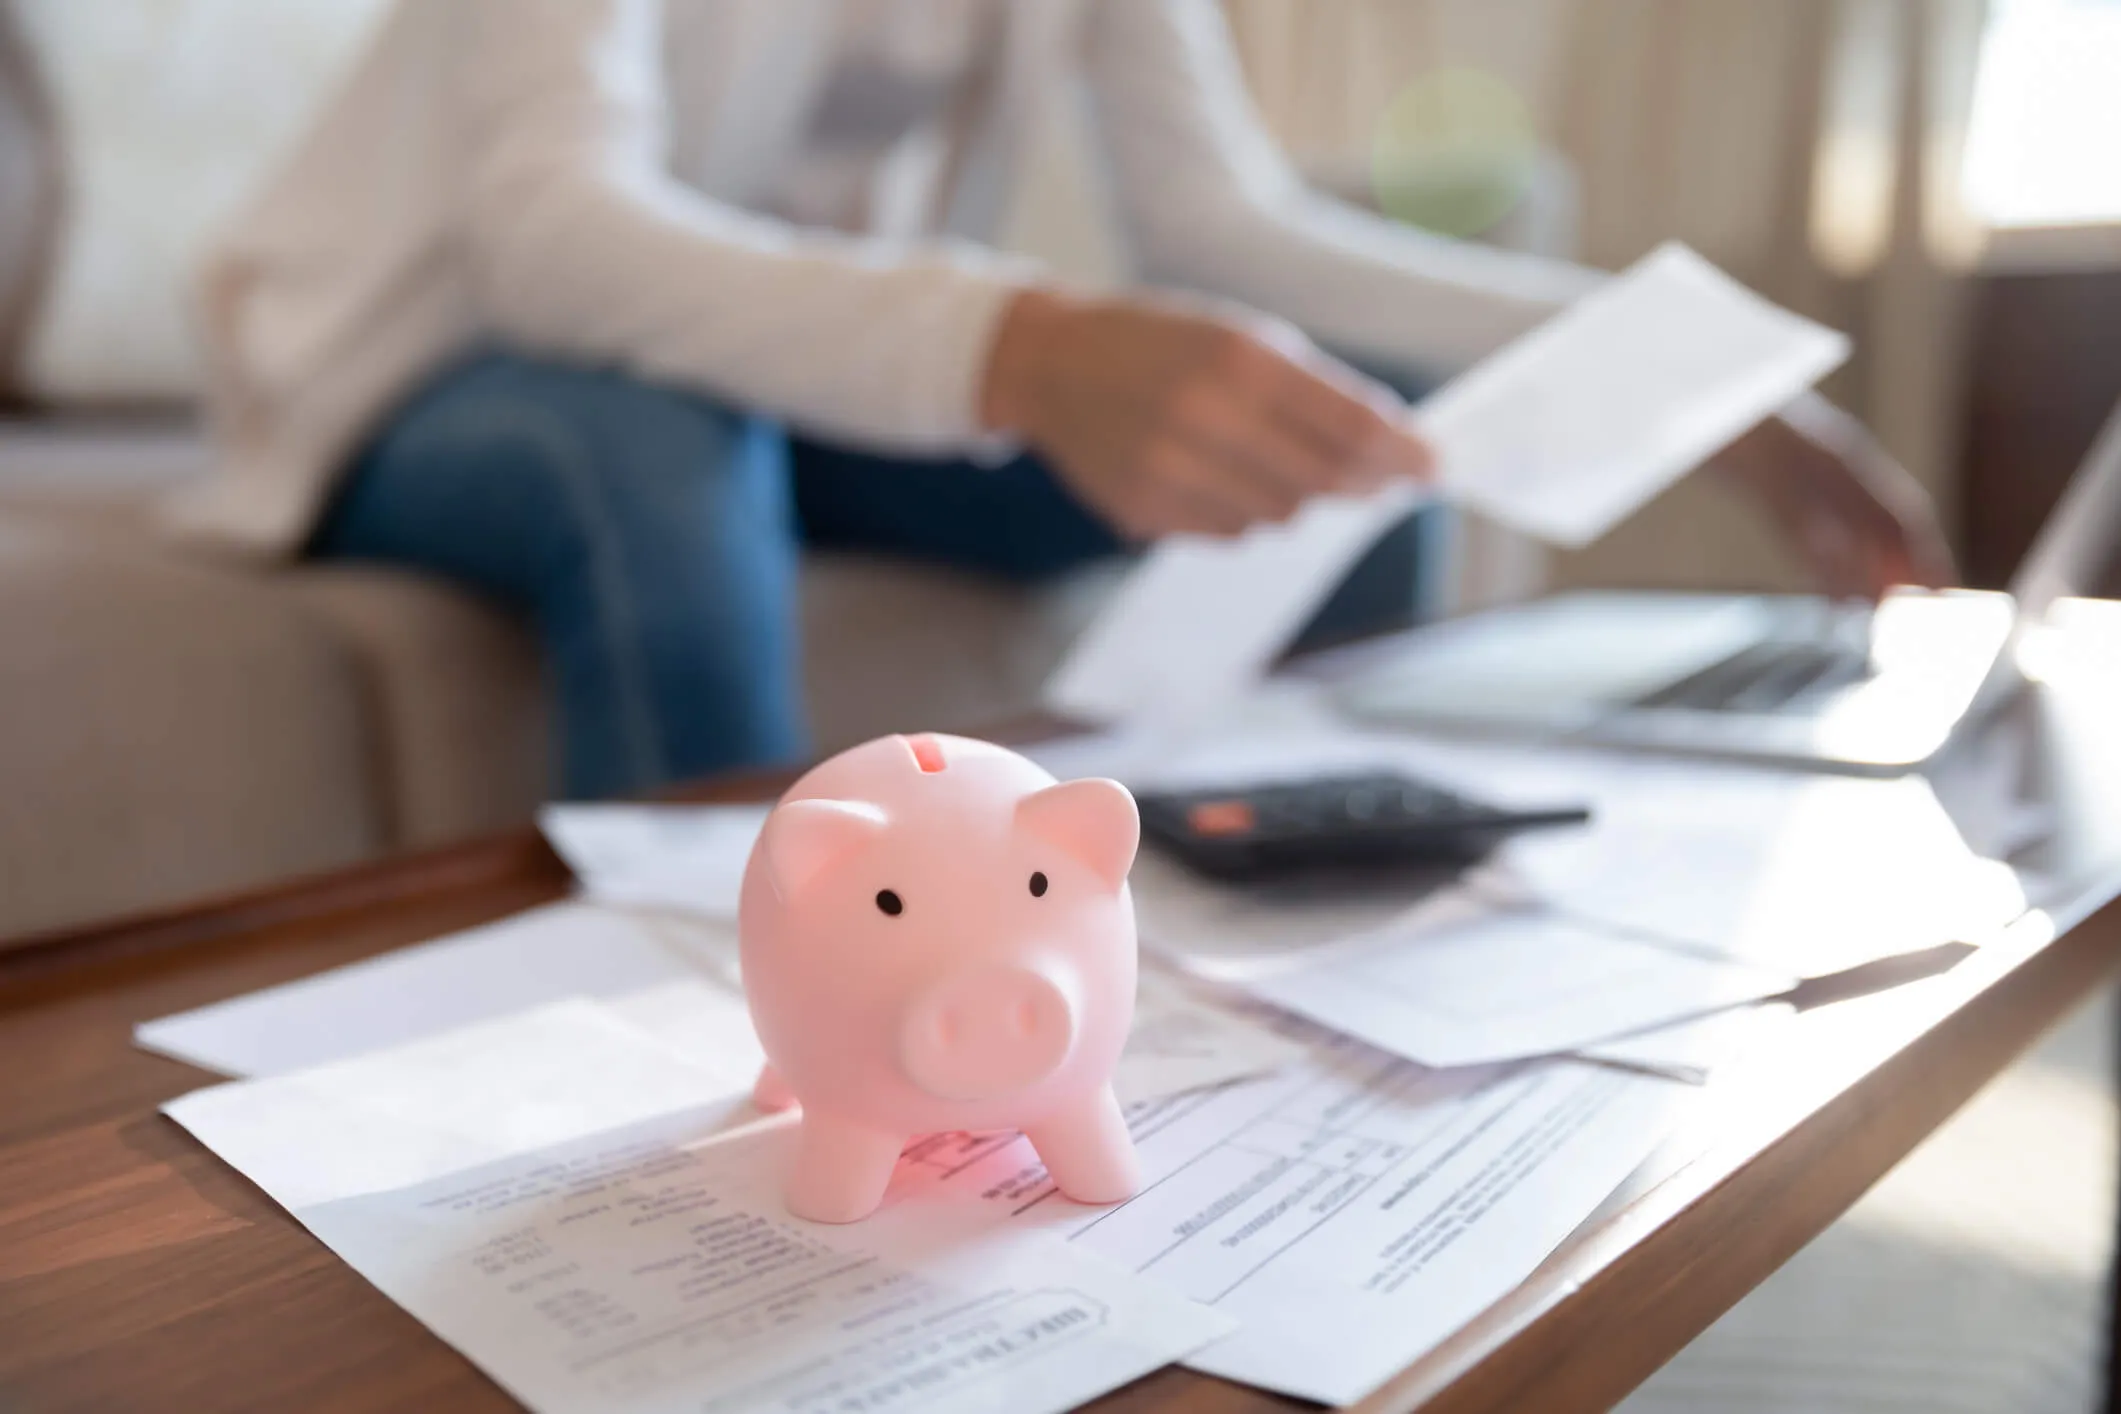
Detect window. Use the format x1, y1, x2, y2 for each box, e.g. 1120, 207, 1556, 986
1962, 0, 2121, 228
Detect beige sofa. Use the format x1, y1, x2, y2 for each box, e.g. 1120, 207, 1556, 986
0, 2, 1567, 942
0, 416, 1116, 941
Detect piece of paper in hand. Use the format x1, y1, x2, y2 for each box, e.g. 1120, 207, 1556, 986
1044, 242, 1849, 726
1426, 242, 1848, 544
1045, 486, 1429, 729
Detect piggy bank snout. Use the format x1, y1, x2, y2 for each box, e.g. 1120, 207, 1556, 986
897, 962, 1080, 1103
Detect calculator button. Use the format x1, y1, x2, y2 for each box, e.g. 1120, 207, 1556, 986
1186, 800, 1257, 837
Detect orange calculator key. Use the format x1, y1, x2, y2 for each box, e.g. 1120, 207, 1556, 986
1186, 799, 1257, 837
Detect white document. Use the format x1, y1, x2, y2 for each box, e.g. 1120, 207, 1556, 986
168, 1010, 1232, 1414
298, 1122, 1233, 1414
164, 1001, 759, 1209
1116, 968, 1309, 1103
1926, 716, 2054, 864
595, 978, 771, 1096
1126, 842, 1485, 982
1484, 761, 2027, 974
168, 980, 1688, 1409
1242, 906, 1794, 1070
540, 803, 770, 921
137, 904, 1302, 1106
1043, 482, 1430, 728
1044, 243, 1851, 726
135, 902, 742, 1077
1424, 243, 1848, 545
908, 1013, 1694, 1406
1578, 1001, 1794, 1084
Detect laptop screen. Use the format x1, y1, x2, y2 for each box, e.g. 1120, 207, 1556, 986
2011, 396, 2121, 617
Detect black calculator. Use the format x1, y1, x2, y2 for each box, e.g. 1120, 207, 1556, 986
1136, 772, 1591, 881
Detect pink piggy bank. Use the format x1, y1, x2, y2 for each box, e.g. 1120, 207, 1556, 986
739, 732, 1142, 1223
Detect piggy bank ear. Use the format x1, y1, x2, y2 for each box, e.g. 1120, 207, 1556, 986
1016, 778, 1139, 890
762, 798, 888, 899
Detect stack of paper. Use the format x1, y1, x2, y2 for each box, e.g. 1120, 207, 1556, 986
166, 1004, 1235, 1414
164, 972, 1699, 1408
142, 787, 1781, 1407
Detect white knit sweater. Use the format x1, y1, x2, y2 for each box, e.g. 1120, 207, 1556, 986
170, 0, 1597, 555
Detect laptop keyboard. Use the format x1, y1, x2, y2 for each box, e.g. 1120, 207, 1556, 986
1632, 636, 1874, 713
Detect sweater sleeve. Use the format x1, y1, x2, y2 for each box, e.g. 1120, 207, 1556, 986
449, 0, 1036, 451
1080, 0, 1603, 381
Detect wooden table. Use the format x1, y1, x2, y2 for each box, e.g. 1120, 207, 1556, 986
7, 624, 2121, 1414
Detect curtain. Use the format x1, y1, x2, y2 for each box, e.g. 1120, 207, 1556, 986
1224, 0, 1990, 596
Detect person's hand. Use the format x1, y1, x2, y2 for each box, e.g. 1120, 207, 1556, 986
1712, 395, 1957, 600
980, 288, 1434, 540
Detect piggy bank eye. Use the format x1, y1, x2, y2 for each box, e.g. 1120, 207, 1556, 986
875, 889, 904, 917
1028, 871, 1049, 898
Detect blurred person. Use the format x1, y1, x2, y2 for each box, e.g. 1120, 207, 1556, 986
176, 0, 1953, 799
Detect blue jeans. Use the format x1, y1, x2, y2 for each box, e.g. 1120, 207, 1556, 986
311, 350, 1442, 799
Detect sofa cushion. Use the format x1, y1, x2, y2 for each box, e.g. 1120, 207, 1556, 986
266, 551, 1108, 839
283, 566, 548, 849
0, 512, 385, 940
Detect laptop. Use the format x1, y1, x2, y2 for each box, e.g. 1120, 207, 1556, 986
1335, 397, 2121, 775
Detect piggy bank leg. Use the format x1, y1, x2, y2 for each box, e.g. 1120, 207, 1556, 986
786, 1113, 903, 1224
1025, 1085, 1139, 1206
752, 1064, 798, 1114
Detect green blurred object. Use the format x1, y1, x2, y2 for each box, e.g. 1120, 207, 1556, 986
1369, 67, 1540, 238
